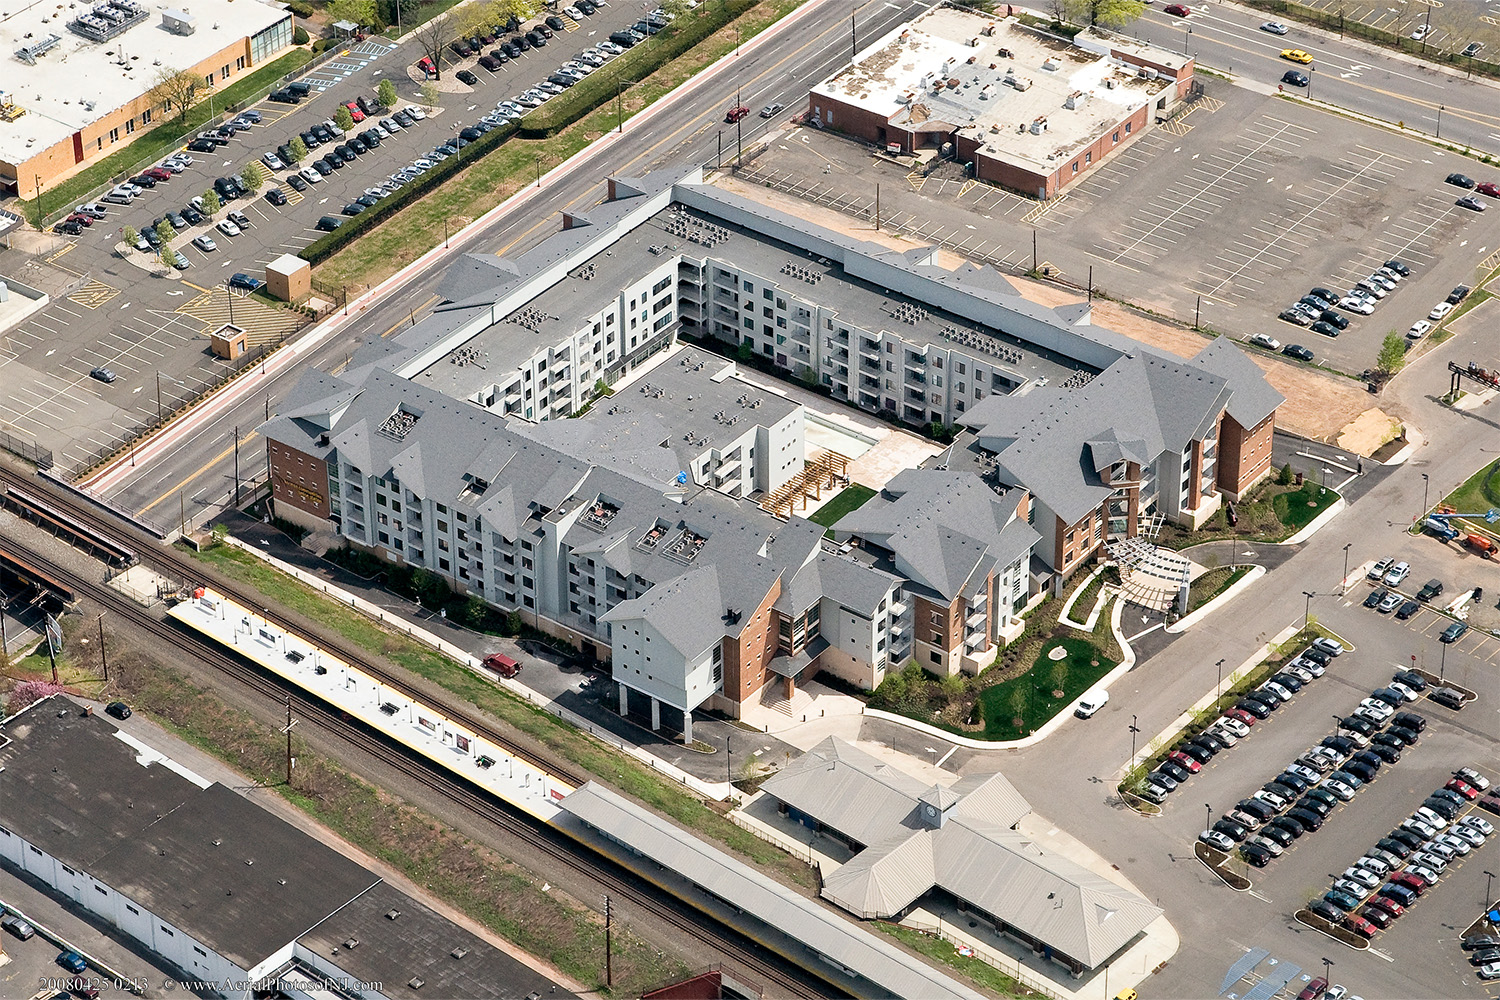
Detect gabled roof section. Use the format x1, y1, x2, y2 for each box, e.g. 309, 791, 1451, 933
435, 252, 520, 304
1189, 336, 1285, 429
602, 564, 728, 659
832, 469, 1036, 599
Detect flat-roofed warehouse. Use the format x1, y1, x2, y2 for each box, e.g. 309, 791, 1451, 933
0, 695, 570, 1000
0, 0, 293, 198
809, 8, 1194, 198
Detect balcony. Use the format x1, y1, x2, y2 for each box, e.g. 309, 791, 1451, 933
967, 593, 985, 609
859, 338, 880, 356
965, 611, 986, 629
964, 632, 988, 649
887, 601, 908, 617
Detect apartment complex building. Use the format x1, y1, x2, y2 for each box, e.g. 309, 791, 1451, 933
263, 164, 1280, 734
809, 9, 1194, 199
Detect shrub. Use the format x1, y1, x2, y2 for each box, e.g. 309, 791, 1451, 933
378, 78, 398, 108
1278, 461, 1293, 486
6, 680, 65, 716
292, 24, 311, 45
287, 0, 315, 15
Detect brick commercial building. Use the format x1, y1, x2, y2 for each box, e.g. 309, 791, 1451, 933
0, 0, 293, 199
809, 8, 1194, 199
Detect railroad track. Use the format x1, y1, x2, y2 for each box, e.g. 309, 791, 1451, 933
3, 467, 586, 787
1, 515, 831, 999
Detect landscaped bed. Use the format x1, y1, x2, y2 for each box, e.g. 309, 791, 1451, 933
976, 637, 1115, 741
807, 484, 877, 536
1156, 477, 1339, 548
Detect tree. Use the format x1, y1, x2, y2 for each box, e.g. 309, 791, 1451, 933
327, 0, 376, 27
6, 679, 65, 716
1049, 660, 1070, 698
333, 105, 356, 133
1008, 685, 1030, 728
122, 225, 139, 247
1060, 0, 1146, 28
155, 219, 177, 244
149, 66, 201, 123
411, 12, 459, 80
292, 24, 310, 45
288, 136, 309, 163
419, 81, 440, 108
200, 189, 221, 217
241, 162, 267, 191
160, 248, 176, 267
377, 78, 399, 109
1278, 461, 1294, 486
1376, 332, 1408, 376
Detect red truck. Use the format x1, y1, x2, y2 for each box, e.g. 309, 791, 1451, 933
483, 652, 521, 678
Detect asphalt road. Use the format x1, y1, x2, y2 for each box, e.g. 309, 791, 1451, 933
1128, 3, 1500, 156
97, 0, 934, 524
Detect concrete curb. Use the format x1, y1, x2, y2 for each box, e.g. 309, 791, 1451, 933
1165, 565, 1265, 634
1057, 565, 1106, 629
82, 0, 838, 496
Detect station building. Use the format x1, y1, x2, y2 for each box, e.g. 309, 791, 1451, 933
0, 0, 293, 198
261, 164, 1280, 734
760, 737, 1162, 976
0, 694, 570, 1000
808, 7, 1194, 198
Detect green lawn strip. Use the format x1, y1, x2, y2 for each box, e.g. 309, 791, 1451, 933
1271, 482, 1338, 531
184, 543, 817, 887
976, 637, 1114, 741
20, 615, 680, 995
312, 0, 805, 290
23, 49, 312, 223
873, 922, 1047, 999
1440, 459, 1500, 516
1187, 566, 1251, 614
807, 484, 877, 537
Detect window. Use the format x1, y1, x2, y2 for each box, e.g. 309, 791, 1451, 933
125, 118, 135, 134
1085, 152, 1092, 164
1071, 161, 1079, 174
236, 55, 246, 71
161, 926, 175, 937
126, 904, 139, 915
930, 650, 943, 665
220, 64, 231, 80
193, 946, 207, 957
109, 127, 120, 143
1112, 130, 1120, 143
1125, 122, 1133, 134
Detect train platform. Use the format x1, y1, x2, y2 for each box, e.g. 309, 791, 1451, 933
167, 587, 573, 821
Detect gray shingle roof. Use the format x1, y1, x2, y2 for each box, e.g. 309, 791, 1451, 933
764, 738, 1158, 969
980, 354, 1232, 524
831, 469, 1037, 599
1190, 336, 1286, 429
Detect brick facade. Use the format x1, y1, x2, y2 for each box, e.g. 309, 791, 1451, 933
267, 440, 331, 528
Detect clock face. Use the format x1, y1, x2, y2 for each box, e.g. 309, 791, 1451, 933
925, 804, 937, 817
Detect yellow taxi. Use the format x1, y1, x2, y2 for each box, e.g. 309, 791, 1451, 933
1280, 48, 1314, 64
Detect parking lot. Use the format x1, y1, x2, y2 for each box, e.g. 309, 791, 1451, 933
1294, 0, 1500, 59
740, 79, 1500, 377
0, 2, 656, 476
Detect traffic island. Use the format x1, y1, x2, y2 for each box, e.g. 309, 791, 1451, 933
1195, 843, 1251, 892
1293, 909, 1370, 951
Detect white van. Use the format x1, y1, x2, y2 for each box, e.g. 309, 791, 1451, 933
1074, 688, 1109, 719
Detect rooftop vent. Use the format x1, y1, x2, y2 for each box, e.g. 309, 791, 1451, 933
244, 858, 254, 866
408, 978, 425, 990
451, 947, 469, 960
343, 938, 360, 949
386, 909, 402, 920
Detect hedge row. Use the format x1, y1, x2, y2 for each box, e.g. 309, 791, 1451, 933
297, 120, 520, 264
518, 0, 756, 139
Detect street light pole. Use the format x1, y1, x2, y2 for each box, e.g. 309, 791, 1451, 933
1215, 658, 1225, 703
1422, 473, 1430, 517
1440, 641, 1448, 683
1322, 957, 1333, 985
1437, 104, 1444, 139
1303, 590, 1315, 628
1485, 870, 1496, 909
1342, 543, 1351, 594
1204, 802, 1212, 833
1129, 714, 1141, 765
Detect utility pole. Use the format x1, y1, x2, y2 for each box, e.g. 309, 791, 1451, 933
603, 895, 613, 987
233, 425, 242, 507
180, 490, 187, 537
1194, 295, 1201, 330
1032, 229, 1038, 273
1088, 265, 1094, 303
281, 697, 298, 785
875, 183, 881, 230
97, 612, 108, 681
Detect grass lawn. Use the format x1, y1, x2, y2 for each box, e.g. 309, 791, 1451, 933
1440, 459, 1500, 517
185, 542, 817, 888
874, 923, 1048, 999
23, 49, 311, 223
1187, 566, 1251, 613
312, 0, 805, 290
1272, 482, 1339, 531
977, 636, 1114, 741
808, 484, 876, 536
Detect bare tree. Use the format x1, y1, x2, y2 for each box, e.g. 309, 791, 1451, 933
411, 11, 460, 80
149, 67, 201, 123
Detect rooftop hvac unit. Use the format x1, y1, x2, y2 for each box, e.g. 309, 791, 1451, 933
162, 9, 196, 34
15, 31, 62, 62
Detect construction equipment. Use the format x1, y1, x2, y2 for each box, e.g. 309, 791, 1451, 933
1465, 533, 1499, 558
